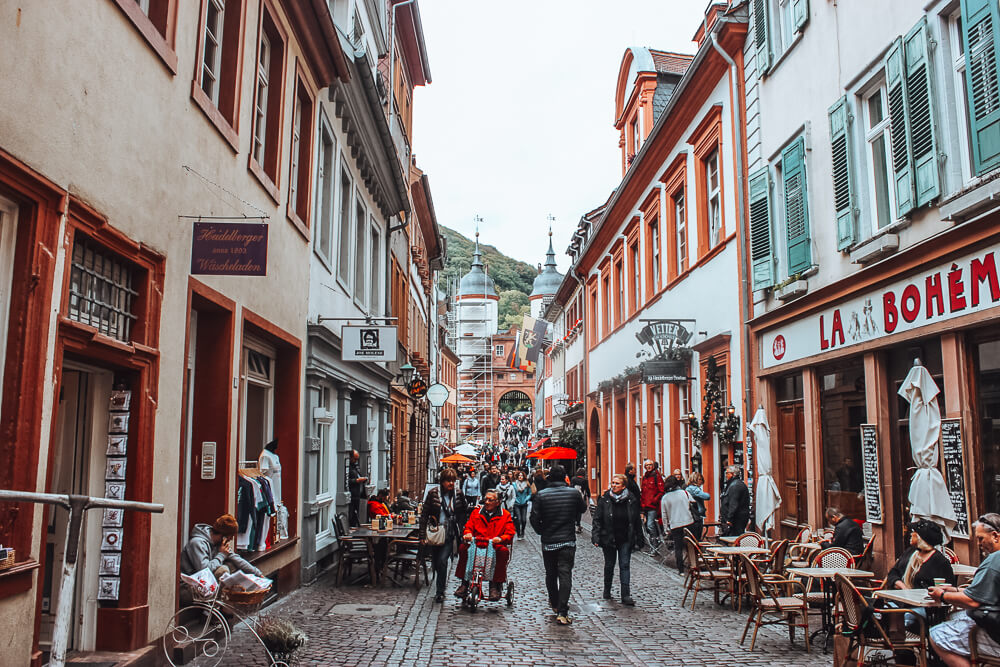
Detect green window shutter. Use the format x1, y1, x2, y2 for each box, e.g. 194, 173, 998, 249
753, 0, 771, 74
904, 18, 940, 207
782, 137, 811, 274
792, 0, 809, 32
961, 0, 1000, 175
748, 168, 774, 290
885, 37, 915, 217
829, 96, 855, 250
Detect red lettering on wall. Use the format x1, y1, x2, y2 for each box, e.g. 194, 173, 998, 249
971, 252, 1000, 307
819, 314, 829, 350
948, 263, 967, 312
901, 284, 920, 323
884, 292, 898, 333
831, 309, 845, 347
925, 273, 944, 318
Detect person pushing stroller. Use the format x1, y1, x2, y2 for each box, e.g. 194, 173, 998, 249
454, 489, 516, 601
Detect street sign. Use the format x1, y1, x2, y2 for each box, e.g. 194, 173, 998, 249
425, 383, 450, 407
341, 325, 398, 362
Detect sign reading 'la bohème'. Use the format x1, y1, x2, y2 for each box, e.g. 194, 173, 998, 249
191, 222, 268, 276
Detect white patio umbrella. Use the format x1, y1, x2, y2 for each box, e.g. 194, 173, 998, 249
455, 443, 477, 457
750, 407, 782, 532
899, 362, 957, 535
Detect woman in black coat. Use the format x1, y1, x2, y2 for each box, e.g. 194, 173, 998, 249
885, 520, 956, 590
591, 474, 644, 605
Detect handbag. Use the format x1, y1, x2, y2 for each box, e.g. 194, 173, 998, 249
969, 608, 1000, 646
425, 521, 446, 546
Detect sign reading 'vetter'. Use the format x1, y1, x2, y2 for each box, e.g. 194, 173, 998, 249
860, 424, 883, 524
191, 222, 268, 276
940, 419, 970, 536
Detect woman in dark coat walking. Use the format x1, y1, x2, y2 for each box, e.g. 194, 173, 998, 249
419, 468, 469, 603
591, 473, 644, 605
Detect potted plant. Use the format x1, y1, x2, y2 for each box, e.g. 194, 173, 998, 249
255, 614, 307, 664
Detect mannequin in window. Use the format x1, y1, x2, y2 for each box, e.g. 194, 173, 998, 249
258, 439, 288, 540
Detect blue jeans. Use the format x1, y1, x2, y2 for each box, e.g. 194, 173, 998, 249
512, 504, 528, 536
432, 538, 454, 596
643, 510, 660, 540
602, 542, 632, 598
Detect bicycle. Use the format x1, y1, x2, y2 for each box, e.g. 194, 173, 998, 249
640, 516, 671, 559
162, 585, 288, 667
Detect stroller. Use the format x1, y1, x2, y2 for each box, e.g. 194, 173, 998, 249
460, 539, 514, 611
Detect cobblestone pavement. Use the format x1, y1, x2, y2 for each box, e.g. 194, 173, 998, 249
190, 524, 830, 667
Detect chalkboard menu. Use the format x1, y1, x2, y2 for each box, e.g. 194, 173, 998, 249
940, 419, 969, 536
860, 424, 883, 524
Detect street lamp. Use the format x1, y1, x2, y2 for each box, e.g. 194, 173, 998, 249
397, 362, 415, 386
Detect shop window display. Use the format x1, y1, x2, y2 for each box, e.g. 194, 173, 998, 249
819, 362, 866, 520
975, 338, 1000, 514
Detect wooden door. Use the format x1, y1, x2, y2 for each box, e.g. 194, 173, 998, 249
779, 402, 808, 528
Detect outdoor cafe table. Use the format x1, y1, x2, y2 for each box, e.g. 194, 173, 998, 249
707, 545, 770, 609
787, 567, 874, 650
718, 535, 739, 545
874, 588, 952, 626
953, 564, 977, 581
348, 526, 418, 583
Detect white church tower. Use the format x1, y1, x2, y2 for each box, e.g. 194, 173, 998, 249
529, 229, 563, 318
456, 233, 499, 443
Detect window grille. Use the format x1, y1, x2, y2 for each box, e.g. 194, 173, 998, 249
67, 235, 138, 343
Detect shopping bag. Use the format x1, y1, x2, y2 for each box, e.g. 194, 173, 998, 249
180, 567, 219, 598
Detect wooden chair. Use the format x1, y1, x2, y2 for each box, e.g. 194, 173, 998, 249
814, 547, 855, 568
943, 547, 961, 565
756, 539, 790, 580
381, 538, 429, 588
832, 573, 927, 667
735, 532, 766, 548
970, 626, 1000, 666
333, 513, 372, 585
738, 554, 810, 652
681, 536, 731, 610
856, 535, 876, 571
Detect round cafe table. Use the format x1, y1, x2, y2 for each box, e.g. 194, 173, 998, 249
787, 566, 874, 652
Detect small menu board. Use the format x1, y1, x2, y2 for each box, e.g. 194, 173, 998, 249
860, 424, 883, 524
940, 419, 970, 537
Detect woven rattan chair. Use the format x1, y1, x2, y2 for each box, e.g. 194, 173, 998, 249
943, 547, 961, 565
681, 536, 731, 609
756, 539, 790, 580
814, 546, 855, 568
832, 573, 927, 667
970, 625, 1000, 666
735, 532, 766, 548
855, 535, 876, 571
739, 554, 810, 652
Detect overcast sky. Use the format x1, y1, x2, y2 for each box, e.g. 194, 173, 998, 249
411, 0, 709, 272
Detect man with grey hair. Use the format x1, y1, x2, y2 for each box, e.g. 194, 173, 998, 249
719, 465, 750, 536
928, 514, 1000, 665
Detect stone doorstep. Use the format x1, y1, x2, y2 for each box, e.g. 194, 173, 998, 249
63, 645, 159, 667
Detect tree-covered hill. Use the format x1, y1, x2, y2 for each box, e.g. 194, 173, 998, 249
439, 225, 538, 331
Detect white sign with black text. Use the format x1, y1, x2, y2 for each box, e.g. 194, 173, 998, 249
341, 325, 398, 362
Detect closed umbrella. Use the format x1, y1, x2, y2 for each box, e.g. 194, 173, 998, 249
899, 362, 957, 535
750, 408, 782, 532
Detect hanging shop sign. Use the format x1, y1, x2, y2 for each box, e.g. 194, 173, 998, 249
341, 325, 398, 362
640, 359, 689, 384
762, 244, 1000, 368
425, 383, 450, 407
407, 378, 428, 399
190, 222, 268, 276
636, 320, 693, 351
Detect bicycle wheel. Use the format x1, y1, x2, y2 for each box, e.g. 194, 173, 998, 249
162, 604, 231, 667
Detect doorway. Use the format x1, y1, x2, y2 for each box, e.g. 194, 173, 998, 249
40, 365, 113, 654
776, 373, 807, 535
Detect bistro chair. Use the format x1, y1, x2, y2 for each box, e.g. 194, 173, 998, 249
832, 573, 927, 667
681, 536, 731, 610
970, 626, 1000, 666
756, 539, 790, 580
381, 538, 429, 588
738, 554, 810, 652
814, 547, 856, 569
943, 547, 961, 564
684, 526, 714, 549
333, 513, 373, 585
735, 532, 766, 548
855, 535, 876, 572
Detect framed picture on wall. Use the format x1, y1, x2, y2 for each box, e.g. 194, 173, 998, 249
105, 458, 127, 481
99, 553, 121, 576
106, 435, 127, 456
101, 528, 123, 551
108, 413, 130, 434
97, 577, 120, 600
102, 508, 123, 527
109, 390, 131, 411
105, 482, 125, 500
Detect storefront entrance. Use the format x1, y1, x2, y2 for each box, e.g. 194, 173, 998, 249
40, 365, 113, 654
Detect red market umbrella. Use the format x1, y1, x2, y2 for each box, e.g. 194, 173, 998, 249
526, 450, 544, 459
535, 446, 579, 460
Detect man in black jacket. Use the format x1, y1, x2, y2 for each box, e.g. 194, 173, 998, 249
348, 450, 368, 527
530, 465, 587, 625
719, 466, 750, 536
820, 507, 864, 555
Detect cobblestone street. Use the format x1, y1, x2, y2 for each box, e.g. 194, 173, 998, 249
201, 523, 829, 667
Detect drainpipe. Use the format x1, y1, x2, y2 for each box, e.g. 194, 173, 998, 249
708, 20, 754, 432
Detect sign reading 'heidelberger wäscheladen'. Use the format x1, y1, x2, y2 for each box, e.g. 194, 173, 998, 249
190, 222, 268, 276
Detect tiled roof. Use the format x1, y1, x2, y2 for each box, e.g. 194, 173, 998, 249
648, 50, 693, 75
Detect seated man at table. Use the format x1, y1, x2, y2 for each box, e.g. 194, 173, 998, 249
454, 489, 516, 601
819, 506, 864, 555
928, 514, 1000, 666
